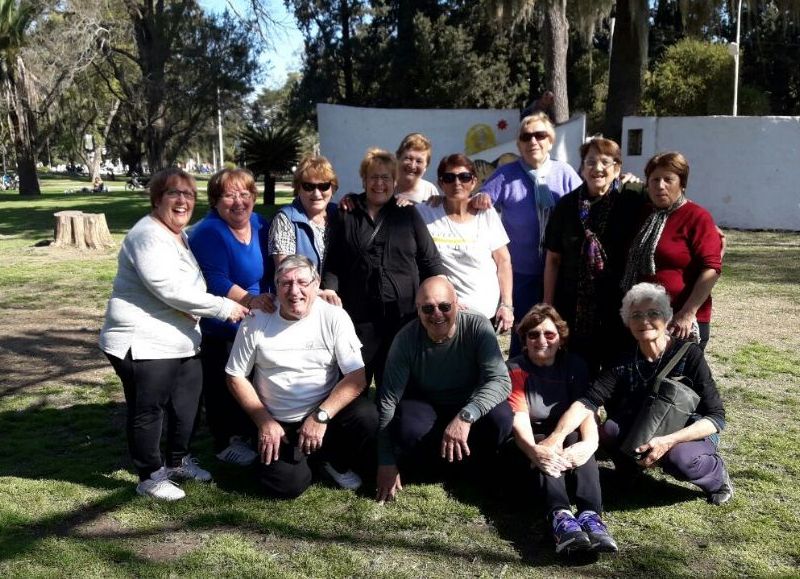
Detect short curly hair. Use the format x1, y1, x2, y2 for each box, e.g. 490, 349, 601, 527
207, 168, 258, 207
396, 133, 432, 165
359, 148, 397, 182
148, 167, 196, 209
516, 303, 569, 348
619, 282, 673, 326
292, 155, 339, 197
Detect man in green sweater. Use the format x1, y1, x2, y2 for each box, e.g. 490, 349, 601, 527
376, 277, 513, 502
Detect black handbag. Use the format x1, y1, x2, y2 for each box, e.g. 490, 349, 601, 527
620, 342, 701, 458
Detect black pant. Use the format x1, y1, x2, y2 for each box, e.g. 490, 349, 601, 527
535, 431, 603, 515
354, 303, 414, 389
258, 396, 378, 499
106, 350, 202, 481
200, 334, 255, 451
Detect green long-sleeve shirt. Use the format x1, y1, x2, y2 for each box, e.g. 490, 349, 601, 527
377, 309, 511, 465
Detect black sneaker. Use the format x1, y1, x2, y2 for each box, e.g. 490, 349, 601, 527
707, 465, 734, 506
551, 510, 592, 555
577, 510, 619, 553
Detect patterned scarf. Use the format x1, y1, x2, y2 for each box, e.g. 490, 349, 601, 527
521, 158, 555, 260
620, 195, 687, 292
575, 183, 616, 336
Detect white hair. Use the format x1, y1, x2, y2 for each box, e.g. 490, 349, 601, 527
274, 254, 319, 285
619, 282, 673, 326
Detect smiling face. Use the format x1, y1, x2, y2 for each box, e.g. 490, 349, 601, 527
581, 145, 621, 197
215, 177, 255, 230
152, 176, 196, 234
647, 167, 684, 209
276, 266, 319, 320
524, 317, 561, 367
397, 148, 428, 190
517, 120, 553, 168
296, 169, 334, 217
627, 299, 668, 344
364, 161, 395, 209
416, 278, 458, 343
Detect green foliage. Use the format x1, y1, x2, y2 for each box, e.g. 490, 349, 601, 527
237, 124, 301, 179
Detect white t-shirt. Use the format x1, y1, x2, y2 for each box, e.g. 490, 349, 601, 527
395, 179, 439, 204
225, 299, 364, 422
416, 204, 510, 319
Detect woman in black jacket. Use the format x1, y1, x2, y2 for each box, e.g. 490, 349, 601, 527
323, 148, 446, 388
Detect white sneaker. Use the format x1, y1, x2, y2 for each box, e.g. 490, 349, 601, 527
136, 467, 186, 501
167, 454, 213, 482
216, 436, 258, 466
322, 462, 363, 490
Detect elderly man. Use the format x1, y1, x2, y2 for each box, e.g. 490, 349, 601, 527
376, 277, 513, 502
226, 255, 377, 498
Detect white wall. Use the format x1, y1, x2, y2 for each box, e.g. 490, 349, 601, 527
622, 116, 800, 231
317, 104, 586, 200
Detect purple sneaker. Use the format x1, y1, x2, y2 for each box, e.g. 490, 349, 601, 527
577, 510, 618, 553
552, 510, 592, 555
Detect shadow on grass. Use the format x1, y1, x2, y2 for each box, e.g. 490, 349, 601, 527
723, 247, 800, 287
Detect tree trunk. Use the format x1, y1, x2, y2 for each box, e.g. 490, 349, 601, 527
542, 0, 570, 124
53, 211, 114, 249
340, 0, 354, 104
262, 174, 276, 206
4, 57, 41, 195
90, 99, 121, 181
604, 0, 649, 142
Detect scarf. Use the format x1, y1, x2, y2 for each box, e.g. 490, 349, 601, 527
521, 158, 555, 260
620, 195, 687, 292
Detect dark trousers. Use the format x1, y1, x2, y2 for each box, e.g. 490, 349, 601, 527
106, 350, 202, 481
535, 431, 603, 515
354, 303, 414, 389
600, 418, 726, 493
391, 398, 513, 477
200, 334, 255, 451
509, 273, 543, 357
698, 322, 710, 351
258, 396, 378, 499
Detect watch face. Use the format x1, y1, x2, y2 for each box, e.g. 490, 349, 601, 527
316, 409, 329, 423
459, 409, 474, 423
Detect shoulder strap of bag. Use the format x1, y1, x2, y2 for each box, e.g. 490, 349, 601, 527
652, 341, 693, 393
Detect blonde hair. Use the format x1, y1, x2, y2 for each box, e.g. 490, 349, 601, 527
359, 148, 397, 181
519, 112, 556, 141
292, 155, 339, 196
396, 133, 432, 165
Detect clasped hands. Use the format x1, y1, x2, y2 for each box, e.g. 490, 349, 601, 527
257, 415, 327, 465
529, 436, 596, 478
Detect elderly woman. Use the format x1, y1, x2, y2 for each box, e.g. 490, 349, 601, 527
544, 282, 733, 506
507, 304, 617, 555
621, 152, 722, 349
476, 113, 582, 356
99, 168, 249, 501
188, 168, 274, 467
416, 153, 513, 332
269, 155, 339, 274
394, 132, 439, 204
323, 148, 446, 387
543, 137, 645, 373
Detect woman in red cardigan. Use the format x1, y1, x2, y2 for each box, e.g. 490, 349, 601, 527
621, 152, 722, 349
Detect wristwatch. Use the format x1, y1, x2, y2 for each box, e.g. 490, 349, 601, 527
313, 407, 331, 424
458, 408, 476, 424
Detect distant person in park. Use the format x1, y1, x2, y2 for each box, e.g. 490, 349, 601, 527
621, 152, 722, 349
91, 176, 107, 193
506, 304, 617, 556
188, 168, 275, 467
394, 132, 439, 204
375, 277, 513, 503
521, 90, 555, 122
99, 167, 250, 501
472, 113, 582, 356
543, 282, 733, 506
268, 156, 339, 287
543, 137, 646, 375
415, 153, 514, 333
225, 255, 378, 498
323, 148, 445, 389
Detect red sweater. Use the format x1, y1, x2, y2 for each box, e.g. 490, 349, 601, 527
643, 201, 722, 323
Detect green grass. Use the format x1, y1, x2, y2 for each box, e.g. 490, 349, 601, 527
1, 182, 799, 576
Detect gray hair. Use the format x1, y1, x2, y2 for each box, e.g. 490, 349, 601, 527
274, 254, 319, 285
619, 282, 673, 326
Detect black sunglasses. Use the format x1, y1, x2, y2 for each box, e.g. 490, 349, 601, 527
300, 181, 332, 192
420, 302, 453, 315
440, 172, 474, 184
519, 131, 550, 143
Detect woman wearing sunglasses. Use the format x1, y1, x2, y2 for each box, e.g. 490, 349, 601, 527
323, 148, 446, 388
416, 153, 513, 333
506, 304, 617, 556
476, 113, 582, 356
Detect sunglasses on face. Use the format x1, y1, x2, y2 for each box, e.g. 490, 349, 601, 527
630, 309, 664, 321
300, 181, 332, 192
440, 172, 474, 184
526, 330, 558, 341
519, 131, 550, 143
420, 302, 453, 315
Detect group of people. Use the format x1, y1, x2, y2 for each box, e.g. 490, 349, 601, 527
99, 113, 732, 558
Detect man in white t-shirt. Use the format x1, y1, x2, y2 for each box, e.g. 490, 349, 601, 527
226, 255, 378, 498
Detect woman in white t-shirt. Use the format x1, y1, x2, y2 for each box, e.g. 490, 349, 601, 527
416, 153, 514, 333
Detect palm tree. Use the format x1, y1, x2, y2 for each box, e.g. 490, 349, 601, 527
238, 124, 301, 205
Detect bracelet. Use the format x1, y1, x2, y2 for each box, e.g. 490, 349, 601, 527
499, 303, 514, 312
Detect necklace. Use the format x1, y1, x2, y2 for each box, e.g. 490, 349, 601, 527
634, 340, 669, 382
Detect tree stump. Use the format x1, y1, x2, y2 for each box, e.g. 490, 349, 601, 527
53, 211, 115, 249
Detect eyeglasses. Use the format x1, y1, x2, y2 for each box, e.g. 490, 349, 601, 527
419, 302, 453, 315
164, 189, 196, 200
526, 330, 558, 341
519, 131, 550, 143
300, 182, 332, 192
440, 172, 474, 184
630, 309, 664, 322
368, 174, 393, 183
221, 191, 253, 201
278, 277, 315, 290
583, 157, 617, 169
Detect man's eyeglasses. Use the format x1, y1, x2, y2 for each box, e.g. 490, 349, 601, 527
278, 278, 315, 290
221, 191, 253, 201
526, 330, 558, 341
300, 182, 332, 192
440, 172, 474, 184
629, 309, 664, 321
164, 189, 196, 200
420, 302, 453, 315
519, 131, 550, 143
